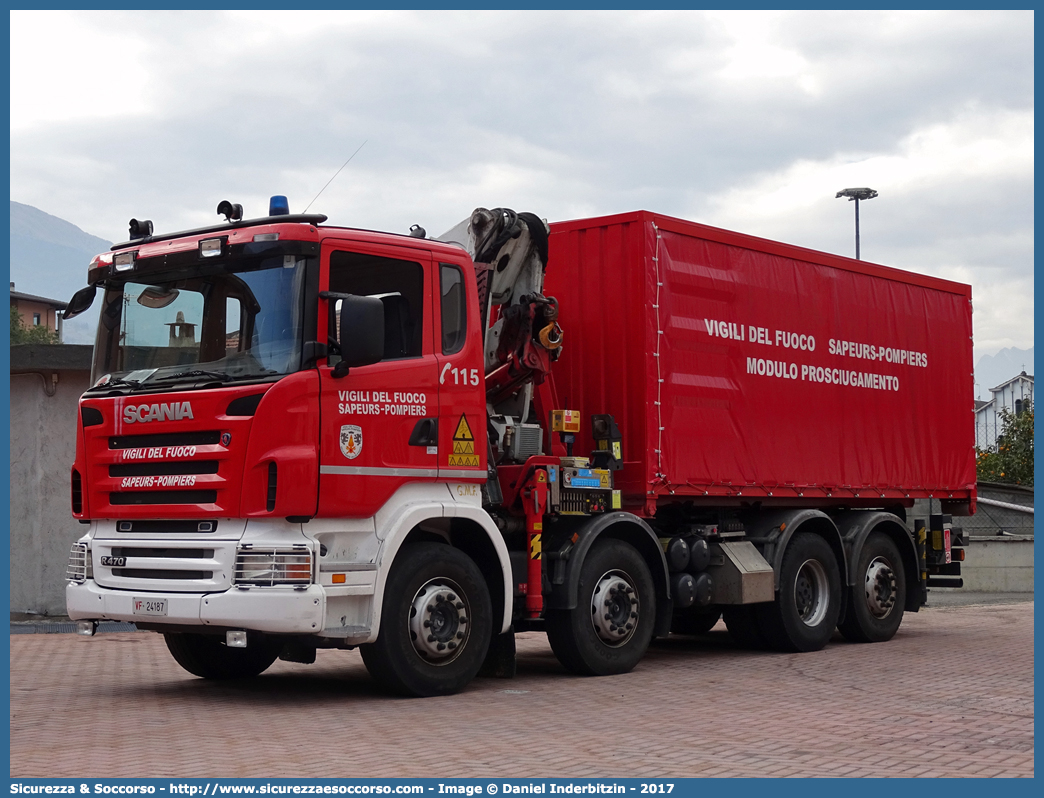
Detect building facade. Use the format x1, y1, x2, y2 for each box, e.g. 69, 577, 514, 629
10, 282, 67, 341
975, 372, 1033, 450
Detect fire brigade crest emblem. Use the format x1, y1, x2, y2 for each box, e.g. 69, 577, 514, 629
339, 424, 363, 459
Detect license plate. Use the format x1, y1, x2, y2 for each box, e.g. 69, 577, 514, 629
133, 598, 167, 616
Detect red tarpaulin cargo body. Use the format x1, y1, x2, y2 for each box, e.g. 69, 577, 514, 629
545, 211, 976, 516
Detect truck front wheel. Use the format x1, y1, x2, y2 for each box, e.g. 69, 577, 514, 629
546, 538, 655, 676
838, 532, 906, 643
755, 532, 841, 652
360, 543, 492, 697
163, 632, 281, 679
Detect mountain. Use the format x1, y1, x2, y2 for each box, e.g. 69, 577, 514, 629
975, 346, 1034, 400
10, 201, 112, 344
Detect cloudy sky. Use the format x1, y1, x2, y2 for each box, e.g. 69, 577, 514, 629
10, 10, 1033, 360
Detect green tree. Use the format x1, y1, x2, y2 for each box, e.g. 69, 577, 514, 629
976, 399, 1033, 486
10, 304, 60, 345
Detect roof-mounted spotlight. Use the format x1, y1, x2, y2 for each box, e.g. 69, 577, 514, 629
128, 219, 153, 240
217, 200, 244, 222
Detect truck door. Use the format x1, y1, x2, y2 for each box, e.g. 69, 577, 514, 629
434, 261, 488, 483
317, 243, 439, 518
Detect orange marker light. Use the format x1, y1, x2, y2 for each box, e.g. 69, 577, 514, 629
332, 573, 346, 584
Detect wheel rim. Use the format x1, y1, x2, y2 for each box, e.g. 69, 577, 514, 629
590, 569, 640, 647
793, 558, 829, 627
408, 579, 470, 665
864, 557, 898, 619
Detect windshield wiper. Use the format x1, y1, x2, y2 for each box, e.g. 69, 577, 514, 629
149, 368, 282, 384
150, 369, 234, 383
87, 377, 142, 393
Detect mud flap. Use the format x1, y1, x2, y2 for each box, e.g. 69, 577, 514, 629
479, 627, 517, 678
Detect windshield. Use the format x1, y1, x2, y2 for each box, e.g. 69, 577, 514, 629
89, 254, 311, 390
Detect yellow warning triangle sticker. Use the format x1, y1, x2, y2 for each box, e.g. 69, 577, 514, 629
449, 414, 479, 467
453, 415, 474, 441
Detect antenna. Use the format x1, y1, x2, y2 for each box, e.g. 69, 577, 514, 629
303, 140, 367, 214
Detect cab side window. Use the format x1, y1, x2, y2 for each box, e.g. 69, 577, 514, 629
329, 251, 424, 360
440, 264, 467, 355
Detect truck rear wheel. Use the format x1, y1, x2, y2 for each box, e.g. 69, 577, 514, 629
756, 532, 841, 652
546, 538, 655, 676
360, 543, 492, 697
838, 532, 906, 643
163, 632, 281, 679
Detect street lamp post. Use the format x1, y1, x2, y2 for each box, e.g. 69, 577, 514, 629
835, 187, 878, 260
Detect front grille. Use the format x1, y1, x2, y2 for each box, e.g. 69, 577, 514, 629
92, 540, 234, 592
111, 547, 213, 559
110, 461, 219, 478
113, 569, 213, 580
110, 490, 217, 505
109, 431, 221, 449
116, 519, 217, 534
66, 543, 89, 583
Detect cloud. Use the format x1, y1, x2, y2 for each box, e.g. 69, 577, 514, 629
10, 12, 153, 132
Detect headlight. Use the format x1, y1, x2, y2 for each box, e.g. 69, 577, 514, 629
67, 543, 92, 583
234, 546, 312, 587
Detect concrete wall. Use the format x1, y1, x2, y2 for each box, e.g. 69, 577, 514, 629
9, 345, 93, 615
962, 537, 1034, 592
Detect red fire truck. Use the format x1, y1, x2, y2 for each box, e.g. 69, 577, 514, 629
64, 199, 974, 696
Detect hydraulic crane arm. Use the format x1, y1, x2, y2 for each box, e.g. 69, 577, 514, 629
438, 207, 563, 422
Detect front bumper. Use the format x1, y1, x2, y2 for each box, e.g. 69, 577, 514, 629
67, 581, 326, 634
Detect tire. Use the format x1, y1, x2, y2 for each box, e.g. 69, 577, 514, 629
164, 632, 281, 679
545, 538, 655, 676
360, 543, 492, 697
671, 608, 722, 636
722, 605, 767, 649
838, 532, 907, 643
755, 532, 842, 652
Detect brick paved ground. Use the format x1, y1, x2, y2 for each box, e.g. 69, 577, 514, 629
10, 601, 1033, 778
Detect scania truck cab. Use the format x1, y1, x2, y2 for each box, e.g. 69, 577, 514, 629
66, 202, 518, 695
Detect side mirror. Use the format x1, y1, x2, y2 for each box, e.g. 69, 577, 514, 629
337, 295, 384, 370
63, 285, 97, 320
